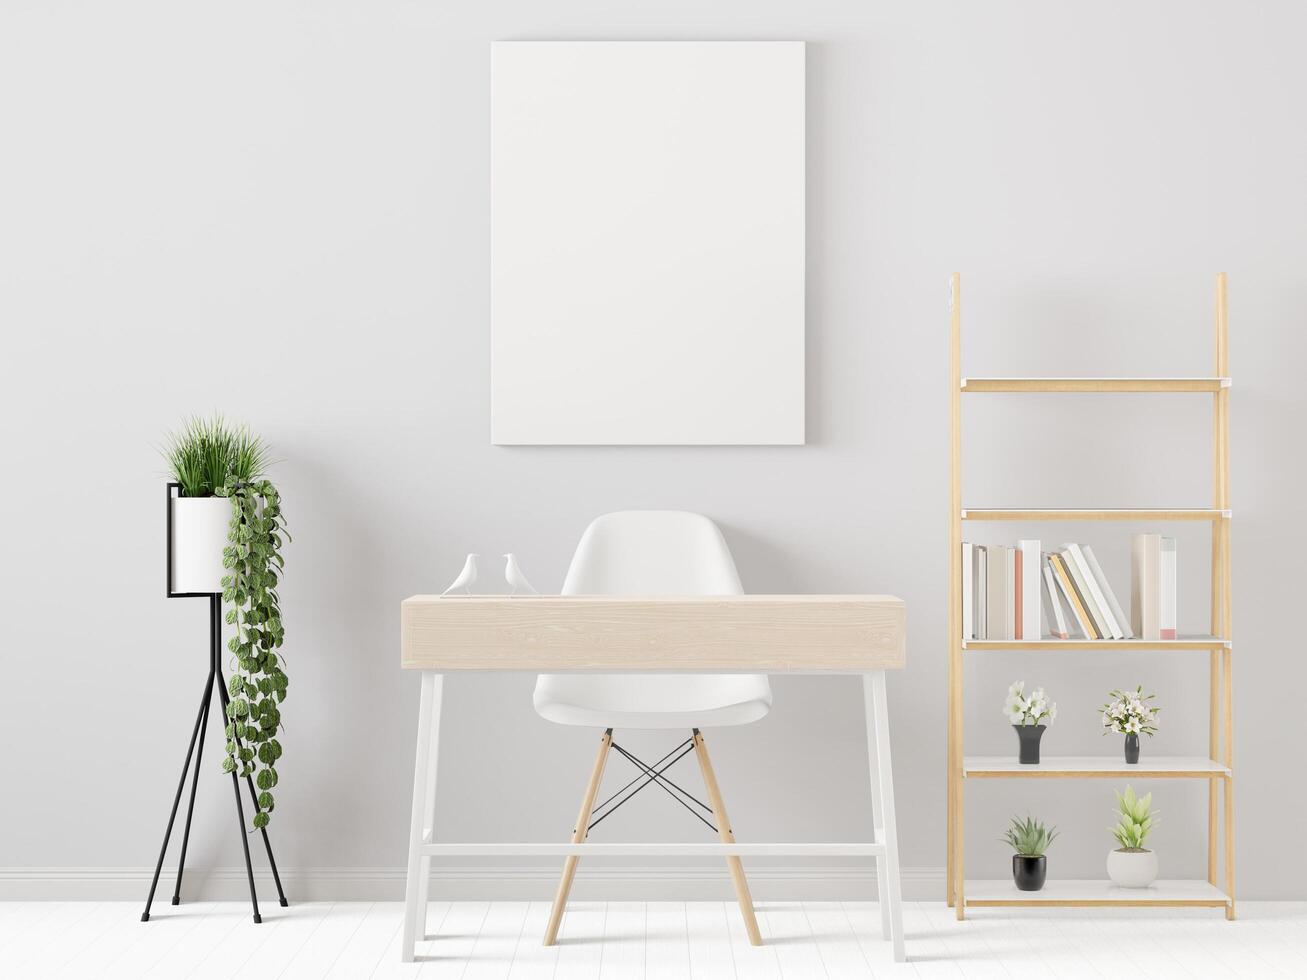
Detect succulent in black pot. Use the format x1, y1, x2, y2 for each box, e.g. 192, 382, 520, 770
1003, 815, 1057, 892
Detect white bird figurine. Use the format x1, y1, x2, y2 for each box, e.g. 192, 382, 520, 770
441, 553, 479, 596
503, 553, 538, 596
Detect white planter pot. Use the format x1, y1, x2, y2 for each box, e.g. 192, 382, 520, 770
1106, 848, 1158, 888
171, 496, 233, 594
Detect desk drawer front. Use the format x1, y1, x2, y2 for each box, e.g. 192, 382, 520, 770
401, 596, 905, 672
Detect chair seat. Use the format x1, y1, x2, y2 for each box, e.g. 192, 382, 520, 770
534, 673, 772, 729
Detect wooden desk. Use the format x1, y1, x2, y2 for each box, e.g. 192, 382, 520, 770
399, 594, 908, 962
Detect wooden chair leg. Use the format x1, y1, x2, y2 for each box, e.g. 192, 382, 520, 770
543, 728, 613, 946
692, 729, 763, 946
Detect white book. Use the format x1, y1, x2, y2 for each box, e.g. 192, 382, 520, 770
987, 546, 1011, 641
1018, 539, 1041, 641
976, 546, 988, 640
1042, 558, 1070, 639
1131, 533, 1161, 639
1004, 546, 1017, 640
961, 542, 973, 640
1064, 543, 1122, 639
1082, 544, 1134, 640
1160, 536, 1177, 639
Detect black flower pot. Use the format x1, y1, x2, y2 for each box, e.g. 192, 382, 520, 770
1012, 854, 1047, 891
1013, 724, 1046, 764
1124, 733, 1140, 764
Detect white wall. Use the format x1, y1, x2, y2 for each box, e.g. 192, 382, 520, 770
3, 0, 1305, 900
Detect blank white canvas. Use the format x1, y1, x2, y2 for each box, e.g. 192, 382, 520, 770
491, 41, 805, 445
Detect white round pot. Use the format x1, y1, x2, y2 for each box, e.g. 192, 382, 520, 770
171, 496, 232, 594
1106, 848, 1158, 888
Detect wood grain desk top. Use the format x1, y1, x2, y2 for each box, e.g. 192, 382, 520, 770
401, 595, 906, 672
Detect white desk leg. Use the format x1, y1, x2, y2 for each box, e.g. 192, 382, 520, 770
864, 671, 905, 962
863, 673, 892, 943
402, 672, 443, 962
415, 675, 444, 934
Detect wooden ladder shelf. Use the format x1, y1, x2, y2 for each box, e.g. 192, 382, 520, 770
946, 273, 1235, 919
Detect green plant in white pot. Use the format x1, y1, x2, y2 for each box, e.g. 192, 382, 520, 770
164, 416, 290, 828
1107, 785, 1158, 888
166, 417, 269, 593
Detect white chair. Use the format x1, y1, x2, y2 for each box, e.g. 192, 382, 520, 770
534, 511, 772, 946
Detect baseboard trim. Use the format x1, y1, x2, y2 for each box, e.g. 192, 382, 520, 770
0, 865, 945, 902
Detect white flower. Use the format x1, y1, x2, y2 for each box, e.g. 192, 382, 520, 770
1002, 680, 1059, 727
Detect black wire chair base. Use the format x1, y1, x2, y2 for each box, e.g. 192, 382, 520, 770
140, 595, 287, 924
586, 732, 718, 835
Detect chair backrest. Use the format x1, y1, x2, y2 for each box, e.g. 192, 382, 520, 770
537, 512, 769, 727
561, 511, 743, 596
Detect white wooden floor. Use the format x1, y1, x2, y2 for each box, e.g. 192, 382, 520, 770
2, 900, 1304, 979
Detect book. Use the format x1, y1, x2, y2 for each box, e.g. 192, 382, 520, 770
986, 545, 1012, 641
1050, 551, 1098, 639
1041, 557, 1070, 639
1048, 555, 1084, 638
1061, 545, 1114, 639
1018, 539, 1041, 641
975, 546, 988, 640
961, 542, 973, 640
1131, 534, 1161, 639
1082, 544, 1134, 640
1065, 543, 1123, 639
1014, 548, 1022, 640
1160, 536, 1177, 640
1004, 546, 1017, 640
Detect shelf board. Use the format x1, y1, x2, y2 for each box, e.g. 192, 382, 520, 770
962, 508, 1229, 521
964, 878, 1229, 908
961, 377, 1230, 393
964, 755, 1229, 778
963, 634, 1228, 651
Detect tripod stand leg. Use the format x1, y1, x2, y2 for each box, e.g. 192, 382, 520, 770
230, 766, 262, 923
247, 775, 289, 907
208, 596, 263, 924
216, 658, 290, 909
171, 687, 212, 905
141, 667, 215, 922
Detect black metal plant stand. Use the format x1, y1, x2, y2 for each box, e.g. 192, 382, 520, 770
142, 485, 288, 924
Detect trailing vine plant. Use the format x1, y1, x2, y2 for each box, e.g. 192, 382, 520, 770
163, 415, 289, 831
219, 479, 289, 829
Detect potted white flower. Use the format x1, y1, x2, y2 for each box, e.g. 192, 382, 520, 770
1003, 680, 1057, 764
165, 416, 268, 595
1107, 785, 1159, 888
1100, 686, 1160, 764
